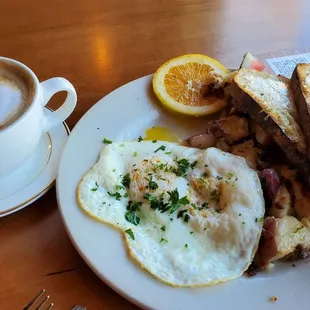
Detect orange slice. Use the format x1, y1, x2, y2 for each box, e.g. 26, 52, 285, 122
152, 54, 230, 116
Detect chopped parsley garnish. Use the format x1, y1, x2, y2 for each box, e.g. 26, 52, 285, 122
172, 158, 190, 177
102, 202, 106, 204
144, 193, 169, 211
190, 231, 194, 234
191, 203, 197, 209
201, 202, 209, 209
184, 214, 190, 223
203, 172, 209, 177
204, 164, 208, 167
122, 173, 131, 188
115, 185, 124, 190
125, 229, 135, 240
91, 181, 99, 191
123, 193, 129, 198
154, 145, 166, 153
108, 191, 122, 201
165, 151, 172, 155
160, 237, 168, 243
184, 244, 188, 248
161, 225, 166, 231
152, 140, 157, 143
167, 189, 189, 214
210, 189, 220, 202
124, 201, 142, 226
112, 169, 116, 172
103, 137, 112, 144
137, 136, 143, 142
133, 151, 138, 157
215, 208, 221, 213
147, 176, 158, 190
170, 218, 173, 221
242, 221, 245, 225
227, 172, 234, 179
190, 161, 198, 169
120, 143, 125, 147
177, 209, 188, 218
216, 176, 223, 180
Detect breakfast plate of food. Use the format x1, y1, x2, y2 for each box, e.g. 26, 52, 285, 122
56, 53, 310, 309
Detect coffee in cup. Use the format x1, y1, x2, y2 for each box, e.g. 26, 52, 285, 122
0, 61, 35, 130
0, 56, 77, 176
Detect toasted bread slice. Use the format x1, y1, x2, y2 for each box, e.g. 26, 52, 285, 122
231, 69, 310, 184
291, 64, 310, 159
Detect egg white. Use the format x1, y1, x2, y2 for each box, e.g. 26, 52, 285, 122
77, 141, 265, 286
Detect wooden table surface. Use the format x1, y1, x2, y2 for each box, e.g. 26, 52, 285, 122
1, 0, 310, 309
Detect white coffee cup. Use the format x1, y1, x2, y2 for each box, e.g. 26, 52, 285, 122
0, 56, 77, 177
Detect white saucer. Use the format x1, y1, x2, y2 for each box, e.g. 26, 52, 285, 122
0, 107, 70, 217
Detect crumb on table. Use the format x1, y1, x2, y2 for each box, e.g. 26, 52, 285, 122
270, 296, 277, 303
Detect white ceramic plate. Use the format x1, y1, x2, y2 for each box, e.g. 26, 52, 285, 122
0, 108, 69, 217
57, 75, 310, 310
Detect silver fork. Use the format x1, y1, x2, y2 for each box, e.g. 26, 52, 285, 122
23, 289, 54, 310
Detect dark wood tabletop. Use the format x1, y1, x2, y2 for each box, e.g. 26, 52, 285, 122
1, 0, 310, 309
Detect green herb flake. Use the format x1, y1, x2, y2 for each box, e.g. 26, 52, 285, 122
120, 143, 125, 147
103, 137, 112, 144
191, 203, 197, 209
148, 177, 158, 190
227, 172, 234, 179
125, 229, 135, 240
201, 202, 209, 209
133, 151, 138, 157
203, 172, 209, 177
190, 231, 194, 235
115, 185, 124, 191
154, 145, 166, 153
184, 244, 188, 249
184, 214, 190, 223
165, 151, 172, 155
170, 218, 173, 221
177, 209, 188, 219
160, 237, 168, 243
161, 225, 166, 232
216, 176, 223, 180
102, 202, 106, 204
123, 193, 129, 198
112, 169, 116, 172
190, 161, 198, 169
152, 140, 157, 143
91, 181, 99, 191
174, 158, 190, 177
137, 136, 143, 142
124, 201, 142, 226
107, 191, 122, 201
204, 164, 208, 167
122, 173, 131, 188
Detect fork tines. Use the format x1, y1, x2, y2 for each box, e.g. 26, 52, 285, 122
23, 289, 54, 310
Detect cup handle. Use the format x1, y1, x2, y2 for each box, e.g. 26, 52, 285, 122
40, 77, 77, 131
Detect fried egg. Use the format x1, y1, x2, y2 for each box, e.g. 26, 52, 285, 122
77, 141, 264, 286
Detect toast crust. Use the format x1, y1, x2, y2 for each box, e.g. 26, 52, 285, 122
291, 64, 310, 160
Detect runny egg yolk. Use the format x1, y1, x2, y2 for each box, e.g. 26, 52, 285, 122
144, 126, 180, 143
